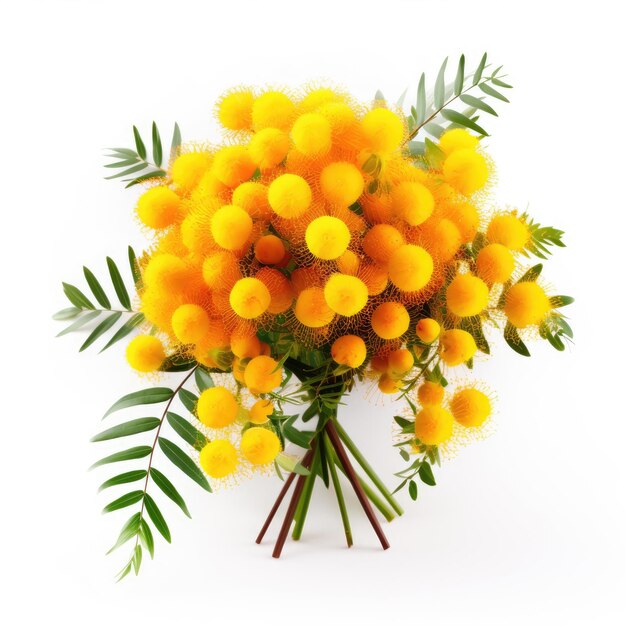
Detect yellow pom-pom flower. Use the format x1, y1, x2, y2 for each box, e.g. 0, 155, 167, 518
423, 218, 462, 262
294, 287, 335, 327
323, 273, 368, 316
388, 245, 434, 292
331, 335, 367, 368
439, 329, 477, 366
337, 249, 360, 275
249, 399, 274, 425
416, 318, 441, 343
443, 149, 489, 196
414, 406, 454, 445
217, 89, 254, 131
230, 326, 262, 359
292, 113, 332, 156
252, 91, 296, 131
240, 427, 282, 465
232, 182, 271, 221
268, 174, 312, 218
212, 146, 256, 188
504, 281, 551, 328
197, 386, 239, 429
244, 355, 283, 394
476, 243, 515, 284
254, 235, 286, 265
305, 216, 351, 260
391, 181, 434, 226
387, 348, 414, 377
199, 440, 238, 478
450, 388, 491, 427
248, 128, 290, 170
171, 152, 212, 194
417, 381, 445, 406
439, 128, 479, 155
362, 224, 405, 265
143, 254, 188, 290
320, 162, 364, 206
171, 304, 210, 345
371, 302, 410, 340
486, 214, 529, 251
211, 205, 253, 251
378, 374, 402, 395
446, 274, 490, 317
229, 277, 271, 319
125, 335, 165, 373
136, 186, 181, 229
202, 251, 240, 286
361, 108, 404, 153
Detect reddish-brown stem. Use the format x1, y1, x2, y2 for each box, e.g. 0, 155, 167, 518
325, 420, 390, 551
256, 447, 315, 545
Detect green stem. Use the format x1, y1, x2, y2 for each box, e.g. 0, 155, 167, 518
324, 433, 352, 547
292, 446, 319, 540
334, 421, 404, 517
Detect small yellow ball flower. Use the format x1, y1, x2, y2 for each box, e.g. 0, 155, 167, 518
199, 440, 238, 478
388, 348, 414, 377
439, 128, 479, 155
391, 181, 434, 226
249, 399, 274, 424
378, 374, 403, 395
371, 302, 410, 340
256, 267, 294, 314
240, 427, 282, 465
252, 91, 296, 131
294, 287, 335, 327
361, 108, 404, 153
229, 277, 271, 319
359, 262, 388, 296
446, 201, 480, 243
417, 381, 445, 406
305, 216, 351, 260
388, 245, 434, 292
244, 355, 283, 394
212, 146, 256, 188
230, 326, 262, 359
232, 182, 271, 221
331, 335, 367, 368
439, 329, 477, 366
476, 243, 515, 284
143, 254, 188, 290
324, 273, 368, 316
487, 214, 529, 251
248, 127, 290, 170
125, 335, 165, 372
504, 281, 551, 328
268, 174, 312, 218
450, 388, 491, 427
416, 318, 441, 343
320, 162, 364, 206
414, 406, 454, 445
171, 152, 212, 193
443, 149, 489, 196
254, 234, 286, 265
423, 218, 462, 262
446, 274, 490, 317
337, 249, 360, 275
197, 387, 239, 428
136, 186, 181, 229
202, 251, 240, 286
362, 224, 405, 265
292, 113, 332, 156
300, 87, 342, 112
217, 89, 254, 131
211, 205, 253, 250
171, 304, 211, 345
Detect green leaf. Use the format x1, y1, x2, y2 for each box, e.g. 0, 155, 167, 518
374, 89, 385, 101
479, 82, 510, 103
546, 331, 565, 351
518, 263, 543, 283
62, 282, 95, 309
549, 295, 574, 308
434, 56, 448, 109
424, 138, 446, 169
460, 316, 490, 354
79, 311, 122, 352
138, 519, 155, 558
160, 353, 197, 372
99, 312, 145, 352
158, 437, 212, 492
459, 94, 498, 116
408, 479, 418, 500
98, 470, 147, 492
132, 544, 143, 575
554, 316, 574, 338
133, 126, 147, 159
194, 367, 214, 392
473, 52, 487, 85
83, 266, 111, 309
301, 399, 319, 423
504, 322, 531, 357
178, 388, 198, 414
56, 310, 101, 337
106, 257, 131, 309
91, 417, 160, 442
170, 122, 182, 158
109, 147, 138, 158
102, 490, 144, 514
275, 452, 310, 476
440, 109, 488, 136
416, 73, 426, 125
394, 415, 413, 429
104, 158, 140, 169
454, 54, 465, 96
418, 462, 436, 486
125, 170, 167, 188
150, 467, 191, 518
143, 493, 171, 542
53, 307, 81, 321
128, 246, 142, 287
115, 562, 132, 583
166, 412, 207, 451
152, 121, 163, 167
106, 513, 140, 554
283, 415, 313, 448
103, 387, 174, 418
399, 448, 410, 462
90, 446, 152, 470
424, 122, 445, 139
492, 77, 512, 89
104, 162, 149, 180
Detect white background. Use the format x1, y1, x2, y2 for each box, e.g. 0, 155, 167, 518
1, 0, 624, 624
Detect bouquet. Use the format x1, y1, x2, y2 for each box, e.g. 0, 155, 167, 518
54, 53, 573, 579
